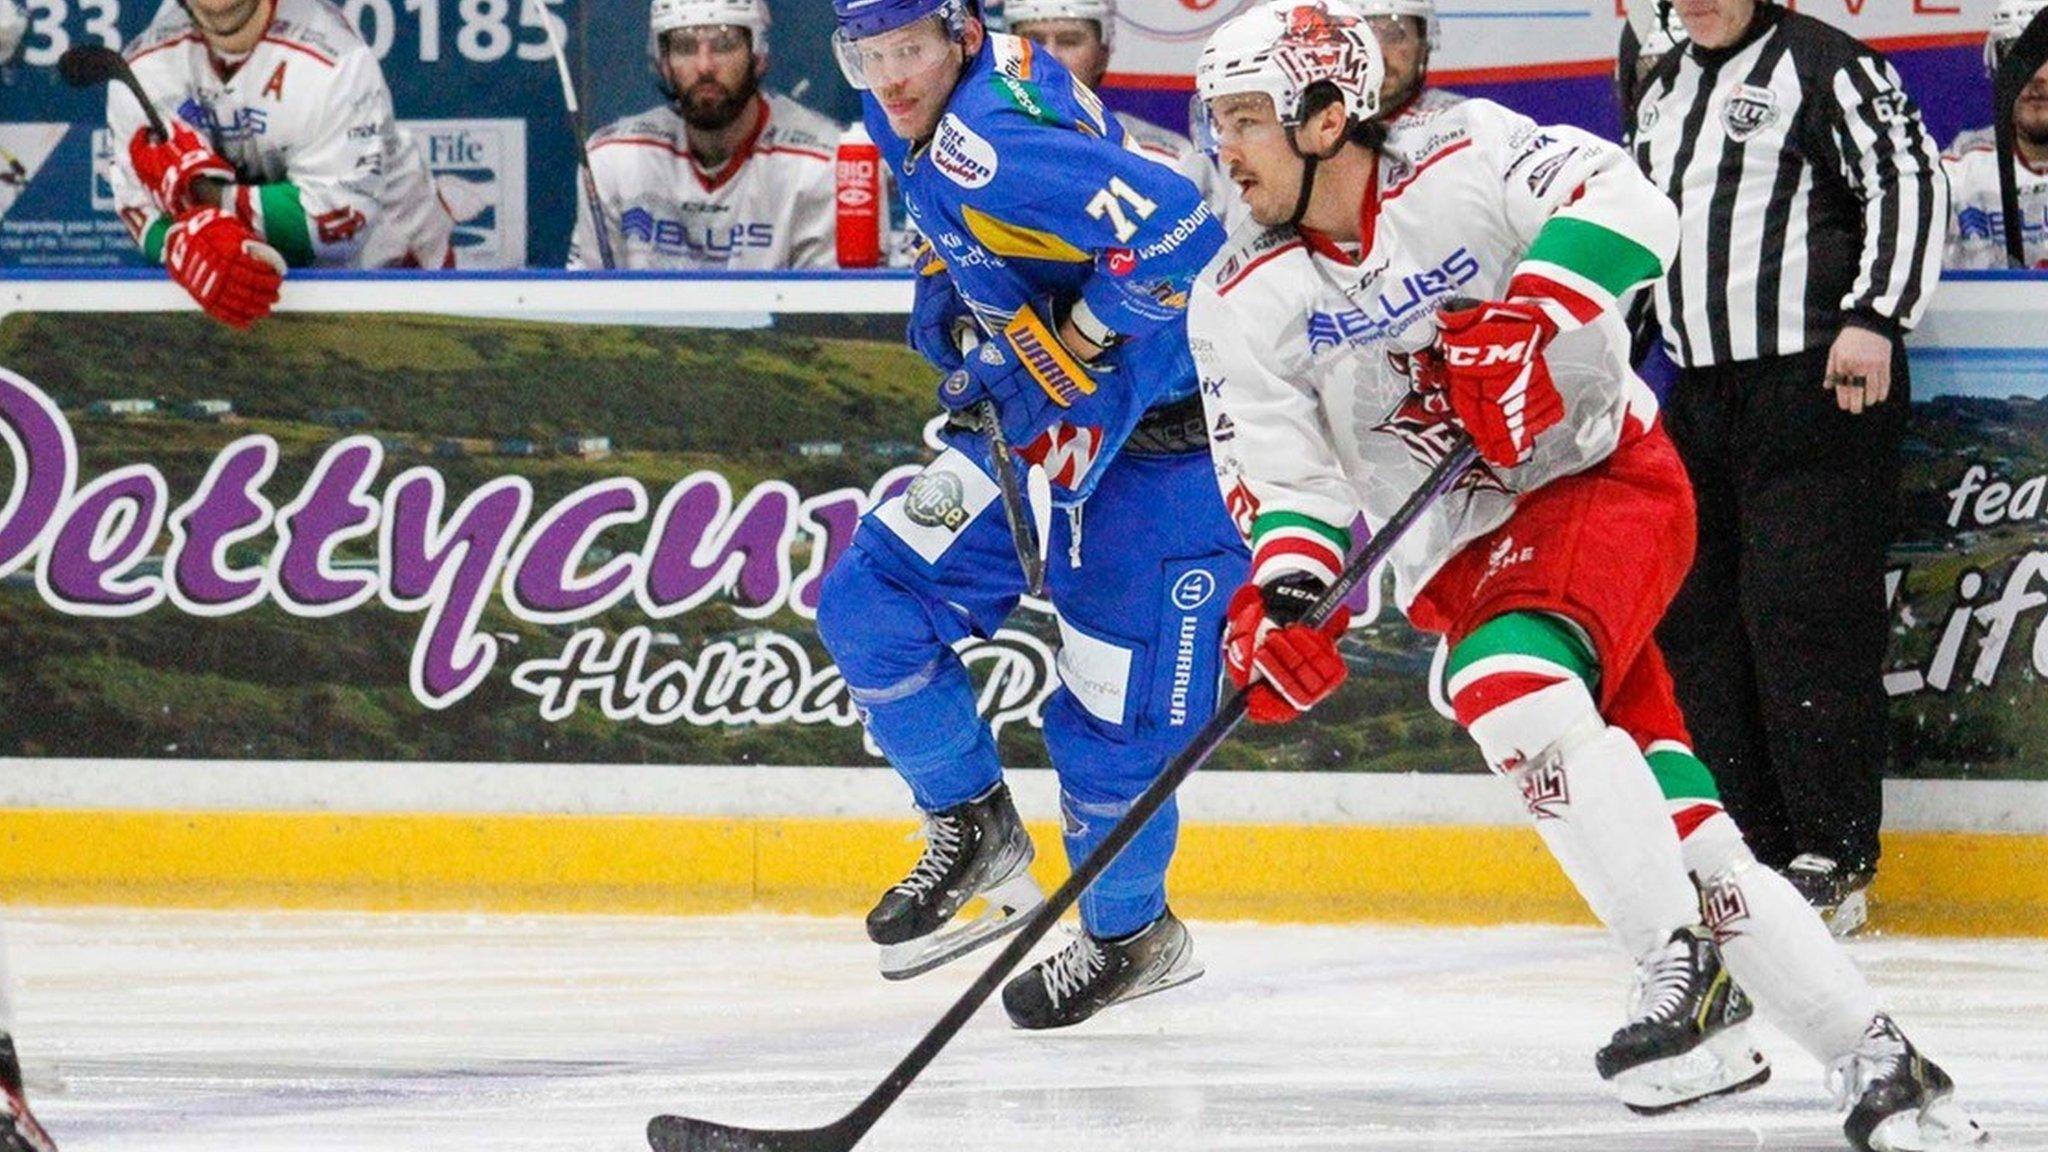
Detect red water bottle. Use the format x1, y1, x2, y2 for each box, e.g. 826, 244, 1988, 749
836, 123, 883, 269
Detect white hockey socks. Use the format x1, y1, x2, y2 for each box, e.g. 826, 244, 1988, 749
1466, 675, 1702, 960
1683, 810, 1883, 1063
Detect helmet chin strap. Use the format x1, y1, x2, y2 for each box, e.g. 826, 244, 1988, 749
1284, 122, 1351, 232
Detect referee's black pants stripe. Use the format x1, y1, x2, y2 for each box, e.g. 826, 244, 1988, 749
1656, 343, 1905, 874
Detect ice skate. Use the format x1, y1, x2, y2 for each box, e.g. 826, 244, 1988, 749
866, 782, 1042, 981
0, 1035, 55, 1152
1829, 1014, 1987, 1152
1596, 925, 1769, 1114
1787, 854, 1875, 938
1001, 907, 1202, 1030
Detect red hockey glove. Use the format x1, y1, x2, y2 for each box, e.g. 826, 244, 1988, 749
129, 120, 235, 217
1420, 298, 1565, 468
164, 208, 286, 330
1224, 577, 1352, 725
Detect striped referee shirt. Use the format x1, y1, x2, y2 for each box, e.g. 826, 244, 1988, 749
1631, 4, 1946, 368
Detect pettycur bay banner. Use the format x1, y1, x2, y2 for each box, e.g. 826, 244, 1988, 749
0, 300, 2045, 780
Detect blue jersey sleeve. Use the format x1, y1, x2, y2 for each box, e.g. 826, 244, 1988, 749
951, 53, 1225, 342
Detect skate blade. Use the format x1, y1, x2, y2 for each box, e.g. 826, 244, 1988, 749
877, 871, 1044, 982
1863, 1096, 1990, 1152
1825, 890, 1870, 938
1615, 1025, 1772, 1116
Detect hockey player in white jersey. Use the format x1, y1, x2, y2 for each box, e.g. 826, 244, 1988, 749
1189, 5, 1986, 1148
567, 0, 838, 271
1945, 0, 2048, 269
1002, 0, 1244, 229
1352, 0, 1462, 124
107, 0, 455, 328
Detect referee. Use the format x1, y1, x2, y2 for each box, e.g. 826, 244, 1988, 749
1630, 0, 1945, 935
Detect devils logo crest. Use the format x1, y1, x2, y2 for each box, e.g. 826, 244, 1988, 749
1285, 3, 1359, 44
1373, 367, 1508, 495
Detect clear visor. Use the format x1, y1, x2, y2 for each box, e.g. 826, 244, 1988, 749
833, 21, 953, 92
1193, 91, 1284, 157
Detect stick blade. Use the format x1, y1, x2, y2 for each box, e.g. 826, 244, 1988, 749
56, 44, 125, 89
647, 1114, 853, 1152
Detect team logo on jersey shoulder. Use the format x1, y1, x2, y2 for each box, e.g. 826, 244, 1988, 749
1721, 84, 1780, 142
932, 114, 998, 189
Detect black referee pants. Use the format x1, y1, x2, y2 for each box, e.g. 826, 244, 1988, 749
1656, 343, 1906, 875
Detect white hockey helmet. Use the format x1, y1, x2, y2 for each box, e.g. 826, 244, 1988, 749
1195, 0, 1385, 136
1004, 0, 1114, 48
1987, 0, 2047, 75
1351, 0, 1437, 53
652, 0, 771, 55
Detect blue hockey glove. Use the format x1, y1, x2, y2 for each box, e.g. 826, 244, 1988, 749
907, 242, 970, 373
936, 301, 1100, 447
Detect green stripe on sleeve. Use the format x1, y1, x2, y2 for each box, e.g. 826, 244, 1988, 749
1647, 747, 1724, 804
1523, 216, 1665, 299
1250, 510, 1351, 553
1446, 610, 1597, 685
258, 182, 316, 267
141, 215, 172, 264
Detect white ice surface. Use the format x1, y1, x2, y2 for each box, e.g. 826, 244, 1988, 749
6, 909, 2045, 1152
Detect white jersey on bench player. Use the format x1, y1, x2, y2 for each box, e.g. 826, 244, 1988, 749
568, 0, 839, 271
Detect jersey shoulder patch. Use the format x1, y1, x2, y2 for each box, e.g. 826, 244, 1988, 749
125, 9, 199, 62
266, 0, 363, 65
1209, 222, 1303, 296
979, 33, 1105, 135
1391, 99, 1481, 171
930, 112, 1002, 189
592, 106, 685, 148
762, 95, 841, 157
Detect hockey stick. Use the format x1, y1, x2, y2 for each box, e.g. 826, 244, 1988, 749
647, 438, 1481, 1152
976, 400, 1046, 598
1994, 7, 2048, 268
59, 43, 229, 202
529, 0, 617, 270
58, 45, 167, 138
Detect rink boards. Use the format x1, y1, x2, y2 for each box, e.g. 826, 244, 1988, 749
1, 272, 2046, 938
0, 761, 2043, 937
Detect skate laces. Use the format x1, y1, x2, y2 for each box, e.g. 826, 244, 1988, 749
1630, 934, 1699, 1025
894, 812, 966, 898
1042, 931, 1109, 1007
1827, 1017, 1908, 1111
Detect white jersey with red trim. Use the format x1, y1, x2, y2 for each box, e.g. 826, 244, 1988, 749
1383, 86, 1468, 126
1114, 110, 1248, 233
1941, 125, 2048, 269
569, 93, 840, 271
108, 0, 452, 269
1187, 97, 1678, 608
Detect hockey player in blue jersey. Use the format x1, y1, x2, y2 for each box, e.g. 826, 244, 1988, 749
818, 0, 1244, 1029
